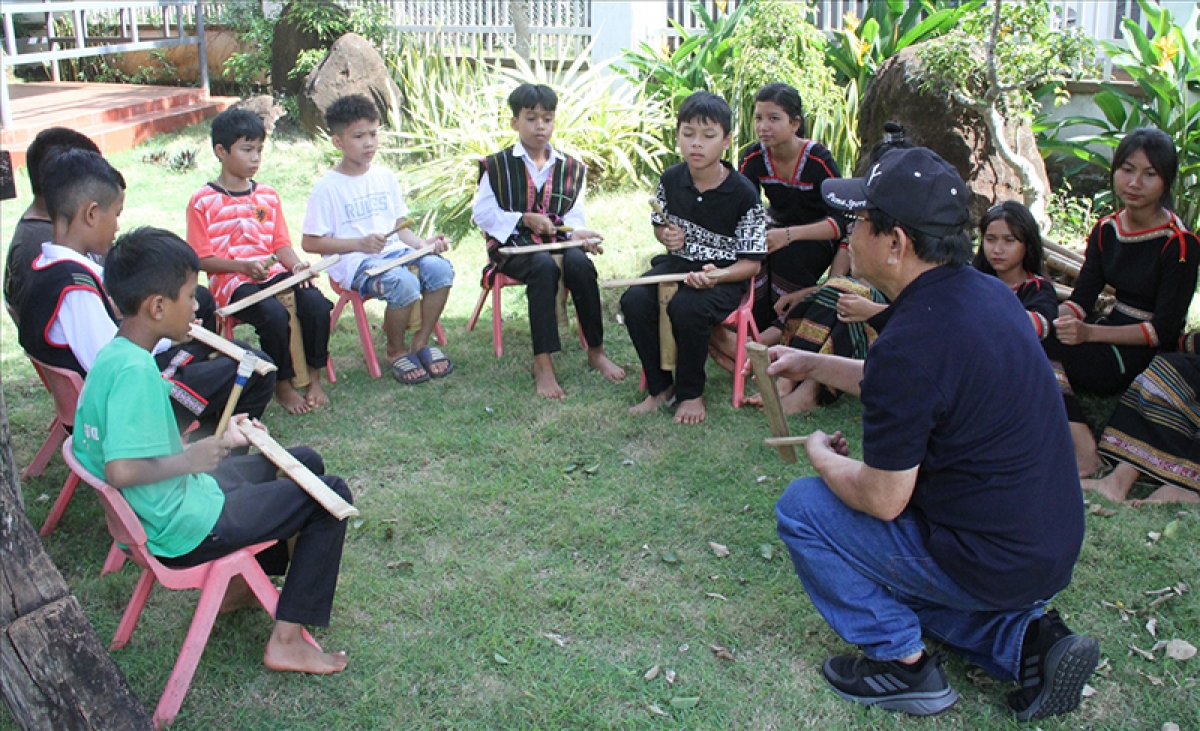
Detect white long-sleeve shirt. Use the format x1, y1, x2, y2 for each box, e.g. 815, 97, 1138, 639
472, 141, 586, 243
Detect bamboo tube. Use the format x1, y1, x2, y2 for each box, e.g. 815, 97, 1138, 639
746, 342, 797, 463
214, 354, 257, 440
216, 255, 340, 317
658, 282, 678, 371
236, 420, 359, 520
363, 244, 437, 278
186, 324, 277, 375
764, 436, 810, 448
497, 238, 601, 255
601, 269, 730, 288
276, 290, 310, 389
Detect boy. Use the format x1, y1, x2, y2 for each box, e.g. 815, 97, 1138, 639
302, 94, 455, 384
472, 83, 625, 399
188, 108, 333, 415
16, 149, 274, 436
620, 91, 766, 424
74, 226, 350, 674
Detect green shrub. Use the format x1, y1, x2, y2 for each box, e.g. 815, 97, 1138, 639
221, 0, 274, 93
381, 41, 672, 239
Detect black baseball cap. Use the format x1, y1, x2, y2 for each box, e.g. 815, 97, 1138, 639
821, 147, 969, 238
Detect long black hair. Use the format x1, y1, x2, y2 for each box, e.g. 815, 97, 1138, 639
754, 83, 805, 138
1111, 127, 1177, 210
972, 200, 1046, 277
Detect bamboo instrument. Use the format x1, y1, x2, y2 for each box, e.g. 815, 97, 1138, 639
214, 354, 257, 440
556, 225, 574, 233
363, 244, 438, 278
764, 436, 810, 447
497, 238, 602, 255
276, 289, 310, 388
236, 420, 359, 520
1043, 238, 1085, 265
657, 282, 678, 370
186, 324, 277, 375
649, 198, 666, 217
552, 253, 569, 328
600, 269, 730, 288
746, 342, 798, 463
216, 255, 340, 317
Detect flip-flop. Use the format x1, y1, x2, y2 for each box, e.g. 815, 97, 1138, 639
389, 353, 430, 384
416, 345, 454, 378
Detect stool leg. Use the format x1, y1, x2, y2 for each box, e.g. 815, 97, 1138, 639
492, 283, 504, 358
351, 297, 382, 379
38, 471, 80, 536
22, 418, 65, 480
466, 286, 489, 331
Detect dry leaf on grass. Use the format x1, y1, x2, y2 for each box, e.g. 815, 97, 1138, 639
967, 667, 996, 686
1129, 644, 1157, 661
759, 543, 776, 560
1165, 639, 1196, 661
1088, 503, 1118, 517
709, 542, 730, 558
1135, 669, 1165, 686
1147, 531, 1162, 544
386, 560, 414, 571
493, 653, 511, 665
1146, 618, 1158, 637
644, 665, 660, 681
542, 632, 568, 647
1081, 684, 1097, 697
710, 644, 735, 662
1162, 723, 1181, 731
706, 592, 728, 601
648, 704, 669, 717
665, 669, 677, 685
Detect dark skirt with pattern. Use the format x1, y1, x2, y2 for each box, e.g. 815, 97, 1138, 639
1098, 350, 1199, 492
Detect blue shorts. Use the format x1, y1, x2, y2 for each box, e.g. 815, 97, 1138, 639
351, 248, 454, 309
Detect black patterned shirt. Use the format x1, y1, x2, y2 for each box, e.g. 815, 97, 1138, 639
651, 162, 767, 263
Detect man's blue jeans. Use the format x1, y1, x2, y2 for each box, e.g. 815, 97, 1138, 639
776, 477, 1045, 681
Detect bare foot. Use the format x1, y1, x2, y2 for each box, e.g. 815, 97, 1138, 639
1128, 484, 1200, 507
587, 347, 627, 383
1082, 462, 1137, 503
219, 576, 261, 615
263, 621, 347, 675
305, 369, 330, 408
276, 381, 311, 415
674, 397, 706, 424
778, 379, 821, 415
743, 392, 764, 409
709, 327, 737, 365
533, 354, 566, 400
629, 387, 674, 415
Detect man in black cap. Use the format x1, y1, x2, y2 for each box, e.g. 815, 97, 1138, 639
769, 147, 1097, 719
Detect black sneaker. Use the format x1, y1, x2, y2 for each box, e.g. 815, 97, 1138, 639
822, 653, 959, 716
1007, 609, 1099, 720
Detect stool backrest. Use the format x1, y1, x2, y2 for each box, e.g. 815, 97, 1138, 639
28, 356, 85, 428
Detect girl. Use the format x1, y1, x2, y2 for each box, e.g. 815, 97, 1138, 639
972, 200, 1058, 340
1043, 127, 1200, 477
735, 83, 847, 331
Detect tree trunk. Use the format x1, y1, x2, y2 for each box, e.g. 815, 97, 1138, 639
0, 376, 152, 730
512, 0, 532, 63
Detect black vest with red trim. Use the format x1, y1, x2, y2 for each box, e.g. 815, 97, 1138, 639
17, 257, 117, 375
478, 147, 586, 252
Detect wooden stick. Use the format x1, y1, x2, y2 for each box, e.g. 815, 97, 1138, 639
497, 238, 601, 255
658, 282, 678, 371
363, 244, 438, 278
214, 354, 257, 440
215, 255, 340, 317
649, 198, 666, 217
764, 435, 809, 447
187, 324, 278, 375
746, 342, 797, 463
1043, 238, 1085, 265
235, 420, 359, 521
382, 216, 414, 239
601, 269, 730, 288
556, 225, 574, 233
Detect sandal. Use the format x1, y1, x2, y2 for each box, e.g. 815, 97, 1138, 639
416, 345, 454, 378
389, 354, 430, 384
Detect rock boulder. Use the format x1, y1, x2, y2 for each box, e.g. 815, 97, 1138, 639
297, 33, 400, 134
857, 45, 1051, 228
231, 95, 287, 135
270, 0, 344, 96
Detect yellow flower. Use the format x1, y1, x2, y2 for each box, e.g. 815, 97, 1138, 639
843, 12, 860, 34
715, 0, 727, 13
1152, 32, 1181, 72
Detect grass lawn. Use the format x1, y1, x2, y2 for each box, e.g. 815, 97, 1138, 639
2, 125, 1197, 730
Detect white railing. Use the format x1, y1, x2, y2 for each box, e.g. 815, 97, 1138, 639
388, 0, 591, 57
0, 0, 210, 127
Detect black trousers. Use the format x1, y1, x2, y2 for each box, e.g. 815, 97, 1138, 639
751, 234, 837, 330
155, 340, 276, 439
230, 275, 333, 381
160, 448, 351, 627
619, 255, 746, 402
493, 246, 604, 355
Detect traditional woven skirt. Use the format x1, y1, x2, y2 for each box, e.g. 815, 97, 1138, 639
1098, 350, 1199, 492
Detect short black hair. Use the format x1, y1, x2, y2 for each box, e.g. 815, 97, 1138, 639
754, 83, 805, 137
867, 207, 972, 267
43, 149, 126, 225
211, 107, 266, 151
104, 227, 200, 316
677, 91, 732, 136
325, 94, 379, 134
508, 83, 557, 116
1112, 126, 1177, 210
973, 200, 1046, 277
26, 127, 101, 196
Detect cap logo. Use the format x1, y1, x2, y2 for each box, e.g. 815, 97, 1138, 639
867, 163, 883, 187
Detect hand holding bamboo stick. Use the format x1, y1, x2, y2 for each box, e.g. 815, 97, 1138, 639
215, 255, 340, 317
497, 238, 603, 255
363, 242, 441, 278
214, 354, 258, 440
601, 268, 730, 288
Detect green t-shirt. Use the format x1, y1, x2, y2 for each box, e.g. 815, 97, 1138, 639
74, 337, 224, 558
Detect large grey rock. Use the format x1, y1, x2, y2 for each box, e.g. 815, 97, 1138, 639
857, 45, 1051, 229
297, 33, 400, 134
270, 0, 344, 96
231, 95, 287, 135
